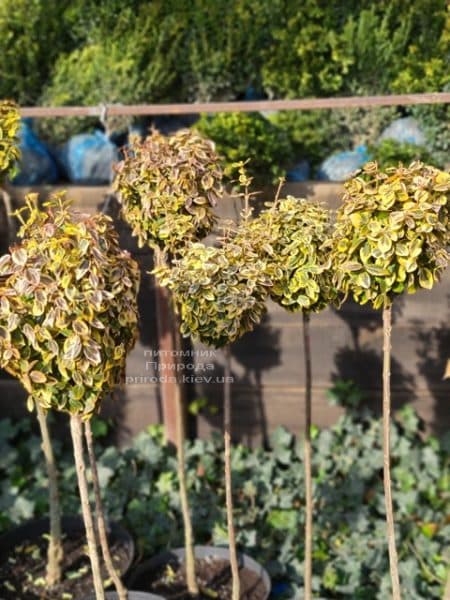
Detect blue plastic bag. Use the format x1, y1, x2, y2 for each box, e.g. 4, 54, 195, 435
12, 120, 59, 185
286, 160, 311, 182
316, 145, 370, 182
59, 130, 118, 184
379, 117, 425, 146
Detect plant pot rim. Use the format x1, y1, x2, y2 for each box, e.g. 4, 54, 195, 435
127, 544, 271, 599
84, 592, 164, 600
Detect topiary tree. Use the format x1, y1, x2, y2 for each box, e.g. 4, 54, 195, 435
0, 192, 140, 600
234, 193, 334, 599
328, 161, 450, 600
0, 100, 69, 588
155, 229, 272, 600
114, 128, 224, 596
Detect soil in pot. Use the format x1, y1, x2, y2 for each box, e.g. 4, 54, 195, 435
0, 518, 132, 600
85, 592, 164, 600
131, 555, 268, 600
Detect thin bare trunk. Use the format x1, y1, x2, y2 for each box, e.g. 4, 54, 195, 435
224, 345, 240, 600
175, 381, 198, 594
70, 415, 105, 600
35, 402, 63, 587
156, 247, 198, 593
383, 305, 402, 600
84, 421, 128, 600
302, 313, 313, 600
172, 316, 198, 595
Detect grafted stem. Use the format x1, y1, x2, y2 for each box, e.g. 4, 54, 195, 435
84, 421, 128, 600
70, 415, 105, 600
35, 402, 63, 587
224, 345, 240, 600
302, 313, 313, 600
383, 305, 402, 600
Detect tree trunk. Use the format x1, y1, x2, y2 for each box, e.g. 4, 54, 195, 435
172, 314, 198, 596
224, 345, 240, 600
84, 421, 128, 600
70, 415, 105, 600
302, 313, 313, 600
383, 305, 402, 600
35, 402, 63, 587
175, 380, 198, 595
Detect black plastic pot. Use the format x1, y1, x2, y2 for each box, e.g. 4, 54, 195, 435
85, 592, 164, 600
0, 515, 135, 576
128, 545, 271, 599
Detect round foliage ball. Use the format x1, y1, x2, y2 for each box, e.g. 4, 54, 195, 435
155, 240, 272, 348
114, 129, 224, 253
0, 193, 140, 417
329, 161, 450, 309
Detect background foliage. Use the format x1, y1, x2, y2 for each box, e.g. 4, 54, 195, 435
0, 400, 448, 599
1, 0, 447, 174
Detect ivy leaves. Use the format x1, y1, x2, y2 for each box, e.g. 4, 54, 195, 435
0, 193, 140, 417
328, 162, 450, 309
114, 129, 224, 253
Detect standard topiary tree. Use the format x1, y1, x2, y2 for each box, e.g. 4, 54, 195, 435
0, 193, 140, 600
0, 100, 67, 588
155, 228, 272, 600
234, 193, 334, 599
328, 161, 450, 600
114, 128, 224, 596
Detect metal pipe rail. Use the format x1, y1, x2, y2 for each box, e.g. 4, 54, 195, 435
20, 92, 450, 118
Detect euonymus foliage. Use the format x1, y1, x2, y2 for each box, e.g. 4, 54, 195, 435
0, 101, 20, 184
0, 193, 140, 417
328, 161, 450, 309
235, 196, 334, 312
114, 129, 224, 253
155, 239, 272, 347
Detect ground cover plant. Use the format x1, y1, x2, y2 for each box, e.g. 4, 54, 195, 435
0, 193, 140, 599
0, 398, 448, 599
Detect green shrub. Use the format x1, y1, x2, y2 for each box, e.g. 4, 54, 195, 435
176, 0, 273, 101
271, 107, 398, 169
195, 112, 292, 185
40, 2, 183, 140
368, 139, 433, 170
0, 0, 75, 105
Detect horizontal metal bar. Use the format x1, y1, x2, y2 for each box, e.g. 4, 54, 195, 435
19, 92, 450, 118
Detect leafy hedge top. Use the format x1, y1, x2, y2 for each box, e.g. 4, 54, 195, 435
328, 161, 450, 309
0, 193, 140, 418
235, 196, 334, 313
195, 112, 293, 186
154, 240, 272, 347
0, 101, 20, 184
114, 129, 224, 253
